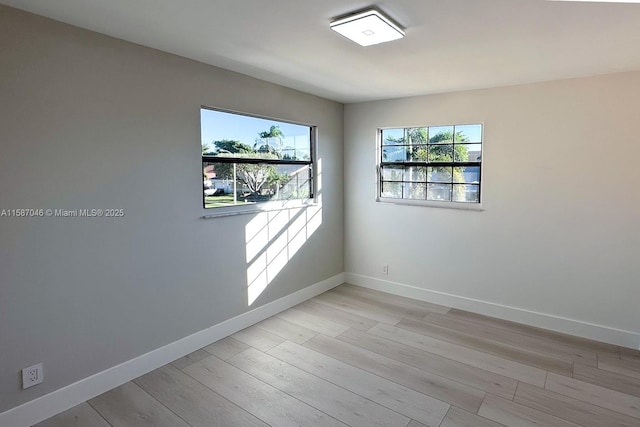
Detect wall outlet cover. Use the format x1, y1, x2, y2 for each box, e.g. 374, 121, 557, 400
22, 363, 44, 389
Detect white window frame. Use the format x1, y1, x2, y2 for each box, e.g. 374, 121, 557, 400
201, 107, 318, 218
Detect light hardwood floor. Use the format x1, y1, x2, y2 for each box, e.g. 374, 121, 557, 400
35, 284, 640, 427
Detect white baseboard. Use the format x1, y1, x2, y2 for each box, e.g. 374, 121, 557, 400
0, 273, 345, 427
346, 273, 640, 350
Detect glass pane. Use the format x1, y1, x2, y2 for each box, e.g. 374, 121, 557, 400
280, 142, 311, 160
201, 108, 314, 209
454, 144, 482, 162
452, 184, 480, 203
428, 126, 454, 144
406, 128, 428, 144
454, 124, 482, 143
293, 135, 311, 151
428, 144, 454, 162
382, 145, 407, 162
403, 183, 427, 200
408, 145, 428, 162
293, 149, 311, 161
254, 136, 283, 156
281, 149, 296, 160
404, 166, 426, 182
427, 167, 452, 183
203, 161, 311, 208
381, 182, 402, 198
427, 183, 452, 201
382, 128, 405, 145
203, 161, 236, 209
277, 165, 312, 200
381, 166, 404, 181
201, 109, 311, 161
453, 166, 480, 183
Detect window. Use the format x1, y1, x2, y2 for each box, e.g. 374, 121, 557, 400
201, 108, 315, 210
378, 124, 482, 205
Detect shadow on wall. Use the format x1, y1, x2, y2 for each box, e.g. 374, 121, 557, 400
244, 159, 323, 306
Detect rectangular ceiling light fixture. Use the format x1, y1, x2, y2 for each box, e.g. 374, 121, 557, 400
330, 9, 404, 47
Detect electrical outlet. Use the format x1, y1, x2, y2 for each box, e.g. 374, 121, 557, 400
382, 264, 389, 275
22, 363, 43, 389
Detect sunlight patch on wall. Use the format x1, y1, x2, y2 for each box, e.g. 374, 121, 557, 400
245, 159, 323, 306
246, 206, 322, 305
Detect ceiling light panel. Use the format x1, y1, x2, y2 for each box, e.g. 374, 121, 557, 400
330, 9, 404, 47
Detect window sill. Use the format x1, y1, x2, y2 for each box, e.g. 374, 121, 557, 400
377, 197, 484, 211
201, 199, 318, 219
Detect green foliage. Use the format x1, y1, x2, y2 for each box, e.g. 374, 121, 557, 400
202, 142, 214, 155
205, 129, 287, 197
266, 168, 290, 198
214, 139, 255, 154
394, 129, 469, 163
428, 130, 454, 143
383, 128, 473, 201
258, 125, 284, 139
267, 168, 289, 185
255, 125, 285, 155
403, 127, 426, 144
237, 163, 273, 195
207, 140, 258, 184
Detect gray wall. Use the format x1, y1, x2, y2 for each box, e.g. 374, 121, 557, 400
0, 5, 344, 412
345, 72, 640, 341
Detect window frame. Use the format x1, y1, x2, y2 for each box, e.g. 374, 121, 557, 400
376, 123, 484, 210
201, 106, 318, 217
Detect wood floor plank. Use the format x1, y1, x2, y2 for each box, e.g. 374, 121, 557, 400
89, 382, 190, 427
423, 312, 597, 366
445, 308, 619, 355
439, 406, 504, 427
295, 300, 378, 331
34, 402, 111, 427
203, 336, 249, 360
183, 355, 348, 427
34, 285, 640, 427
228, 347, 410, 427
231, 324, 286, 351
170, 349, 211, 370
478, 394, 581, 427
328, 286, 431, 320
598, 354, 640, 380
277, 306, 350, 337
369, 322, 547, 387
255, 315, 318, 344
304, 333, 486, 413
574, 363, 640, 397
268, 340, 450, 427
312, 291, 403, 324
134, 364, 268, 427
397, 317, 574, 375
515, 382, 640, 427
621, 347, 640, 364
338, 284, 450, 315
337, 327, 518, 399
545, 372, 640, 419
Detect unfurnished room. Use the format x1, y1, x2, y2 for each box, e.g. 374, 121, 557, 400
1, 1, 639, 426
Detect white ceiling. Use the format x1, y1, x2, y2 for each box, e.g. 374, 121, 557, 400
3, 0, 640, 103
